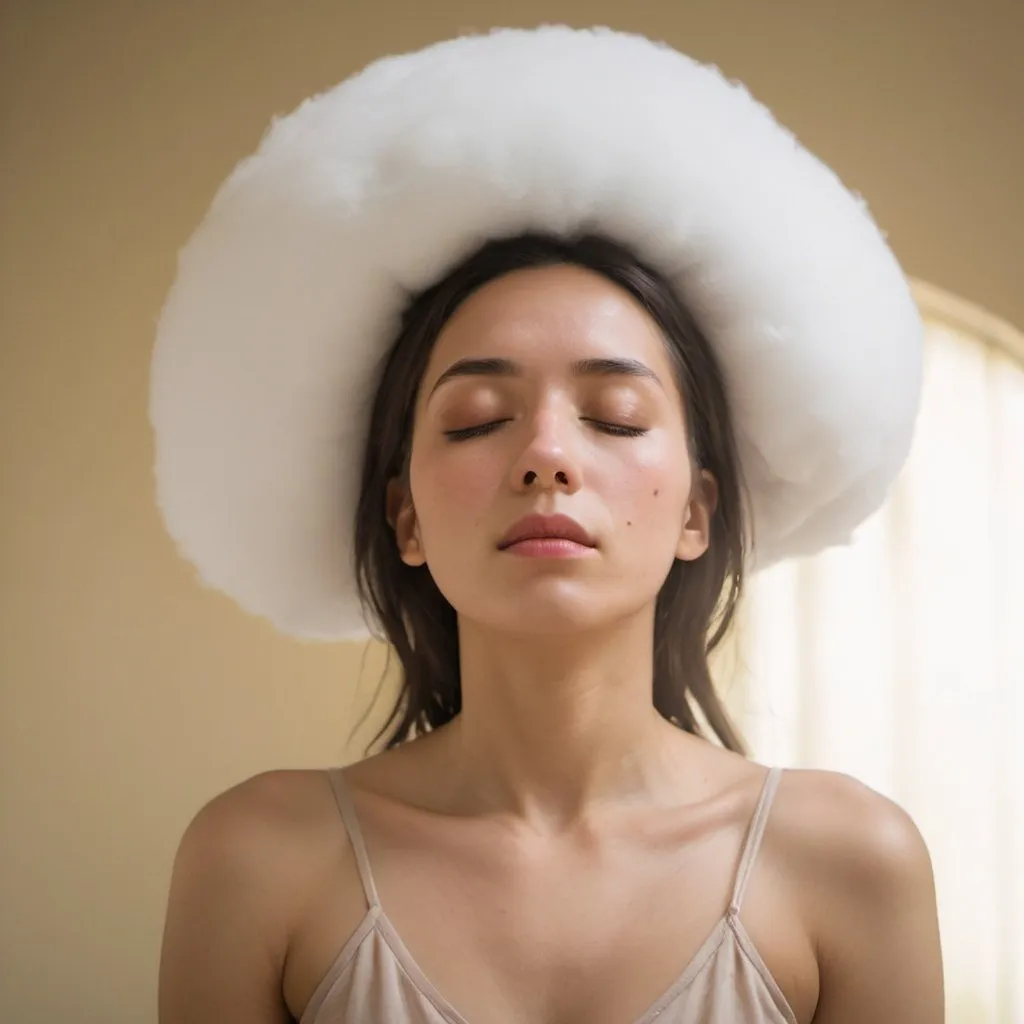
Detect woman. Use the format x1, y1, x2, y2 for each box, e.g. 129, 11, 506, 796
154, 28, 944, 1024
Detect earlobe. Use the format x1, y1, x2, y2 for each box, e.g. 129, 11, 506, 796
675, 517, 710, 562
387, 477, 427, 567
396, 507, 427, 567
400, 520, 427, 567
675, 470, 717, 562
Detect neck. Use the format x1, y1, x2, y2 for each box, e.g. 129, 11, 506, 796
433, 609, 699, 829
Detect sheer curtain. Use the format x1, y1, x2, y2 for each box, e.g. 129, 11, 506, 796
727, 282, 1024, 1023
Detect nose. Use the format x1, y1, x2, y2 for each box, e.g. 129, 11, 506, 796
508, 407, 582, 494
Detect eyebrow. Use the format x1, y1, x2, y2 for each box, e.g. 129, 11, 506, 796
426, 356, 663, 400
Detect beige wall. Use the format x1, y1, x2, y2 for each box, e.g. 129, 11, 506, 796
1, 1, 1021, 1020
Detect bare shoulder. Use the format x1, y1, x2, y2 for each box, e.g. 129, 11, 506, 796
173, 768, 343, 882
771, 768, 933, 888
769, 768, 944, 1023
159, 768, 349, 1024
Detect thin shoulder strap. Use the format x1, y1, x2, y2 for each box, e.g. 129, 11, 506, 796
326, 767, 381, 911
728, 766, 784, 917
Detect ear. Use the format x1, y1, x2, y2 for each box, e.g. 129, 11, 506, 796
675, 469, 718, 562
386, 477, 427, 567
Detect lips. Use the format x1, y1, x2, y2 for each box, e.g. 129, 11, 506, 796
497, 513, 596, 550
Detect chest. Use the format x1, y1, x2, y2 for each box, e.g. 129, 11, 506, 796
286, 816, 816, 1024
385, 844, 725, 1019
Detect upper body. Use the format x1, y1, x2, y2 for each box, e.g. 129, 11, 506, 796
159, 729, 942, 1024
158, 239, 944, 1023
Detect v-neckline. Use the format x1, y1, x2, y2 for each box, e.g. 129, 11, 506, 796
369, 902, 736, 1024
313, 764, 796, 1024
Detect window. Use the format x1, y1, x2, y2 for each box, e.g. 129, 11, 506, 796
729, 281, 1024, 1022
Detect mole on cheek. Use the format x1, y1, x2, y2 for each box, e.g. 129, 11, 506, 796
653, 489, 660, 497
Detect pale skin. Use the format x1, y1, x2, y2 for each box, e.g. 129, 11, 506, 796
159, 265, 945, 1023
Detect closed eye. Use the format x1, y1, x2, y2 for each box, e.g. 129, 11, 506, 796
587, 420, 648, 438
443, 419, 648, 441
443, 420, 511, 441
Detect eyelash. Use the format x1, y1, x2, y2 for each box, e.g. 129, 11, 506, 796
443, 419, 648, 441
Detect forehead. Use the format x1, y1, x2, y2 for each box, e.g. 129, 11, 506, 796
424, 263, 675, 377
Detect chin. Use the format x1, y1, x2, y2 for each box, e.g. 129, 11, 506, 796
467, 582, 641, 637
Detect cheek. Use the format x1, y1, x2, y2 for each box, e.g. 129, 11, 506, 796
410, 445, 500, 537
599, 442, 691, 533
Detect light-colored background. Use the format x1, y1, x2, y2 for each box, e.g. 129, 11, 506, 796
2, 1, 1021, 1021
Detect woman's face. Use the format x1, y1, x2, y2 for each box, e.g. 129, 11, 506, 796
389, 263, 715, 635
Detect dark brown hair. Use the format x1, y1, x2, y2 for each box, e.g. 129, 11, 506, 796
353, 232, 749, 754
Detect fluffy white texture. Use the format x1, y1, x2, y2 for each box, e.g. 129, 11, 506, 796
150, 26, 923, 640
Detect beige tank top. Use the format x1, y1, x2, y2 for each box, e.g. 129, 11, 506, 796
301, 765, 798, 1024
